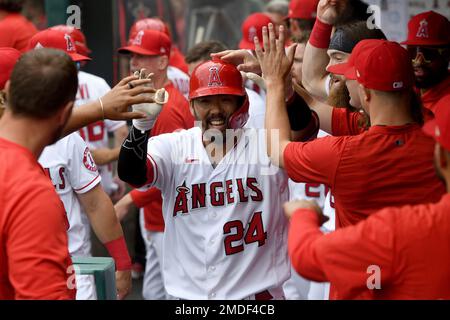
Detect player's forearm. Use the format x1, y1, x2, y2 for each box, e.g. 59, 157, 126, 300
80, 185, 124, 243
118, 126, 152, 187
63, 100, 103, 137
302, 43, 330, 99
265, 80, 291, 168
114, 193, 135, 221
302, 19, 333, 100
84, 189, 132, 272
288, 209, 329, 283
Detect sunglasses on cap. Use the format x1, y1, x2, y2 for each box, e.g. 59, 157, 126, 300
408, 46, 449, 65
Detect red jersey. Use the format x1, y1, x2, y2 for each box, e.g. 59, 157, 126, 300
288, 193, 450, 299
0, 13, 37, 52
0, 138, 75, 300
332, 107, 365, 136
284, 124, 445, 228
131, 82, 194, 232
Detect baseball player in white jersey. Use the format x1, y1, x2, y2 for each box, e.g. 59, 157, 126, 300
75, 70, 129, 197
38, 133, 132, 300
118, 59, 291, 300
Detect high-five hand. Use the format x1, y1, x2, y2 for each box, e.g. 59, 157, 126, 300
254, 24, 297, 85
317, 0, 349, 25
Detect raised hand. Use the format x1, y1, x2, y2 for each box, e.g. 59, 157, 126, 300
317, 0, 349, 25
130, 68, 169, 132
254, 23, 297, 85
211, 49, 262, 74
100, 74, 157, 121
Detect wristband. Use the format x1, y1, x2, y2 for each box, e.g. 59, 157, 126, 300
104, 236, 132, 271
309, 19, 333, 49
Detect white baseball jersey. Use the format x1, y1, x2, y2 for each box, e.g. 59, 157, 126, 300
141, 127, 290, 299
75, 71, 127, 195
167, 66, 190, 100
245, 78, 266, 102
38, 133, 101, 257
244, 88, 265, 130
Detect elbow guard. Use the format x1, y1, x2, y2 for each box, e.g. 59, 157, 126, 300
118, 126, 150, 187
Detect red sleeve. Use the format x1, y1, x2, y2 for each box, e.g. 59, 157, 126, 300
289, 208, 395, 299
332, 108, 365, 136
283, 136, 345, 187
7, 183, 75, 299
130, 187, 161, 208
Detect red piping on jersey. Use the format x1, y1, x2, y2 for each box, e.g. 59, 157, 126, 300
147, 154, 159, 185
73, 174, 101, 192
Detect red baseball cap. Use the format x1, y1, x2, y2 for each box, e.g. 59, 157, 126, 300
401, 11, 450, 46
286, 0, 319, 20
327, 40, 379, 80
239, 13, 273, 50
423, 95, 450, 151
128, 18, 171, 45
328, 40, 414, 91
0, 47, 21, 90
50, 25, 92, 56
119, 29, 171, 57
27, 29, 91, 62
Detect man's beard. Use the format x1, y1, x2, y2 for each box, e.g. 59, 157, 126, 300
414, 66, 448, 89
327, 76, 371, 129
327, 77, 352, 109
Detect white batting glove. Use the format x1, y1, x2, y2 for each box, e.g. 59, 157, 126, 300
131, 69, 169, 132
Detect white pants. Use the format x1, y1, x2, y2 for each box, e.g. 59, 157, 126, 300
283, 266, 310, 300
283, 266, 330, 300
139, 210, 170, 300
75, 274, 97, 300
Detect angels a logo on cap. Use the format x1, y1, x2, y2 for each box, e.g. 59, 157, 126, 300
133, 30, 144, 46
208, 66, 222, 87
64, 34, 75, 52
416, 19, 429, 38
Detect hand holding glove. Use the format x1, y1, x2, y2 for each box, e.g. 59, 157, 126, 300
131, 69, 169, 132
